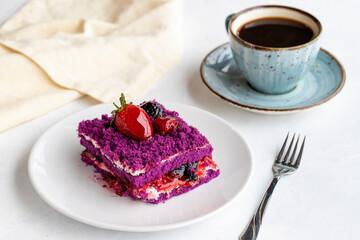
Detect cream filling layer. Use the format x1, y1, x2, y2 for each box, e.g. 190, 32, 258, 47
81, 133, 210, 176
81, 133, 145, 176
87, 154, 112, 173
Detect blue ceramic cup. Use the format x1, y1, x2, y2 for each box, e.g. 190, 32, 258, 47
226, 5, 322, 94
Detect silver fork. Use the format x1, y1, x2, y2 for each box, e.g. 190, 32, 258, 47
239, 133, 306, 240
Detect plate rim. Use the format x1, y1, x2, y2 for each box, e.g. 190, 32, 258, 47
28, 102, 254, 232
200, 42, 346, 114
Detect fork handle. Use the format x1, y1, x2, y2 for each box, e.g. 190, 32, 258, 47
239, 175, 281, 240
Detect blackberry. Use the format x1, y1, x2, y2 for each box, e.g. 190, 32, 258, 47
140, 102, 163, 119
186, 162, 198, 170
191, 174, 198, 181
184, 162, 199, 181
169, 162, 199, 181
185, 170, 199, 181
170, 164, 186, 176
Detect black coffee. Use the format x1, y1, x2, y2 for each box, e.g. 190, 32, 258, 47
237, 17, 314, 47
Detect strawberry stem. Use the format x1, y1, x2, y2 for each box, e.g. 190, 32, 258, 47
120, 93, 126, 107
110, 93, 129, 127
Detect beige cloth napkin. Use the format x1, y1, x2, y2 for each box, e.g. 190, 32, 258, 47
0, 0, 182, 132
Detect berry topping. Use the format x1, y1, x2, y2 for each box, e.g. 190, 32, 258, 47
110, 93, 153, 141
140, 102, 164, 119
153, 116, 179, 135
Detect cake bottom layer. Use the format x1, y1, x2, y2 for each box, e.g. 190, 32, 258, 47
81, 151, 220, 204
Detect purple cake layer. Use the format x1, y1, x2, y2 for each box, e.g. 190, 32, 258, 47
78, 101, 213, 188
80, 151, 130, 197
81, 150, 220, 204
80, 136, 212, 188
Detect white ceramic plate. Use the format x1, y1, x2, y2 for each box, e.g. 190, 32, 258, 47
28, 102, 253, 232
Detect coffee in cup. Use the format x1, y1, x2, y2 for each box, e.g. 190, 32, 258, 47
226, 5, 322, 94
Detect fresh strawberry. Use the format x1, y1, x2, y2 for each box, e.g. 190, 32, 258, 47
110, 93, 153, 141
153, 116, 179, 135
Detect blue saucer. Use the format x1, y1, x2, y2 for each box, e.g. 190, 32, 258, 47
200, 43, 345, 114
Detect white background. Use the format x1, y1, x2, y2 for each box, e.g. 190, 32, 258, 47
1, 0, 359, 239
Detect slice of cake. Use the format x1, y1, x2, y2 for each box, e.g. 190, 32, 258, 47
77, 95, 220, 204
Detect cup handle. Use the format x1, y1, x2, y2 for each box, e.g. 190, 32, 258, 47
225, 13, 235, 34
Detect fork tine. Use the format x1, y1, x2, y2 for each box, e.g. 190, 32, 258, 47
275, 133, 289, 163
287, 136, 300, 165
282, 133, 296, 163
294, 136, 306, 168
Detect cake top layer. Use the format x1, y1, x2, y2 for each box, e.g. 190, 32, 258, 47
78, 101, 211, 172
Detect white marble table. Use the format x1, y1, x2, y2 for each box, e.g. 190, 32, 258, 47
1, 0, 359, 239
